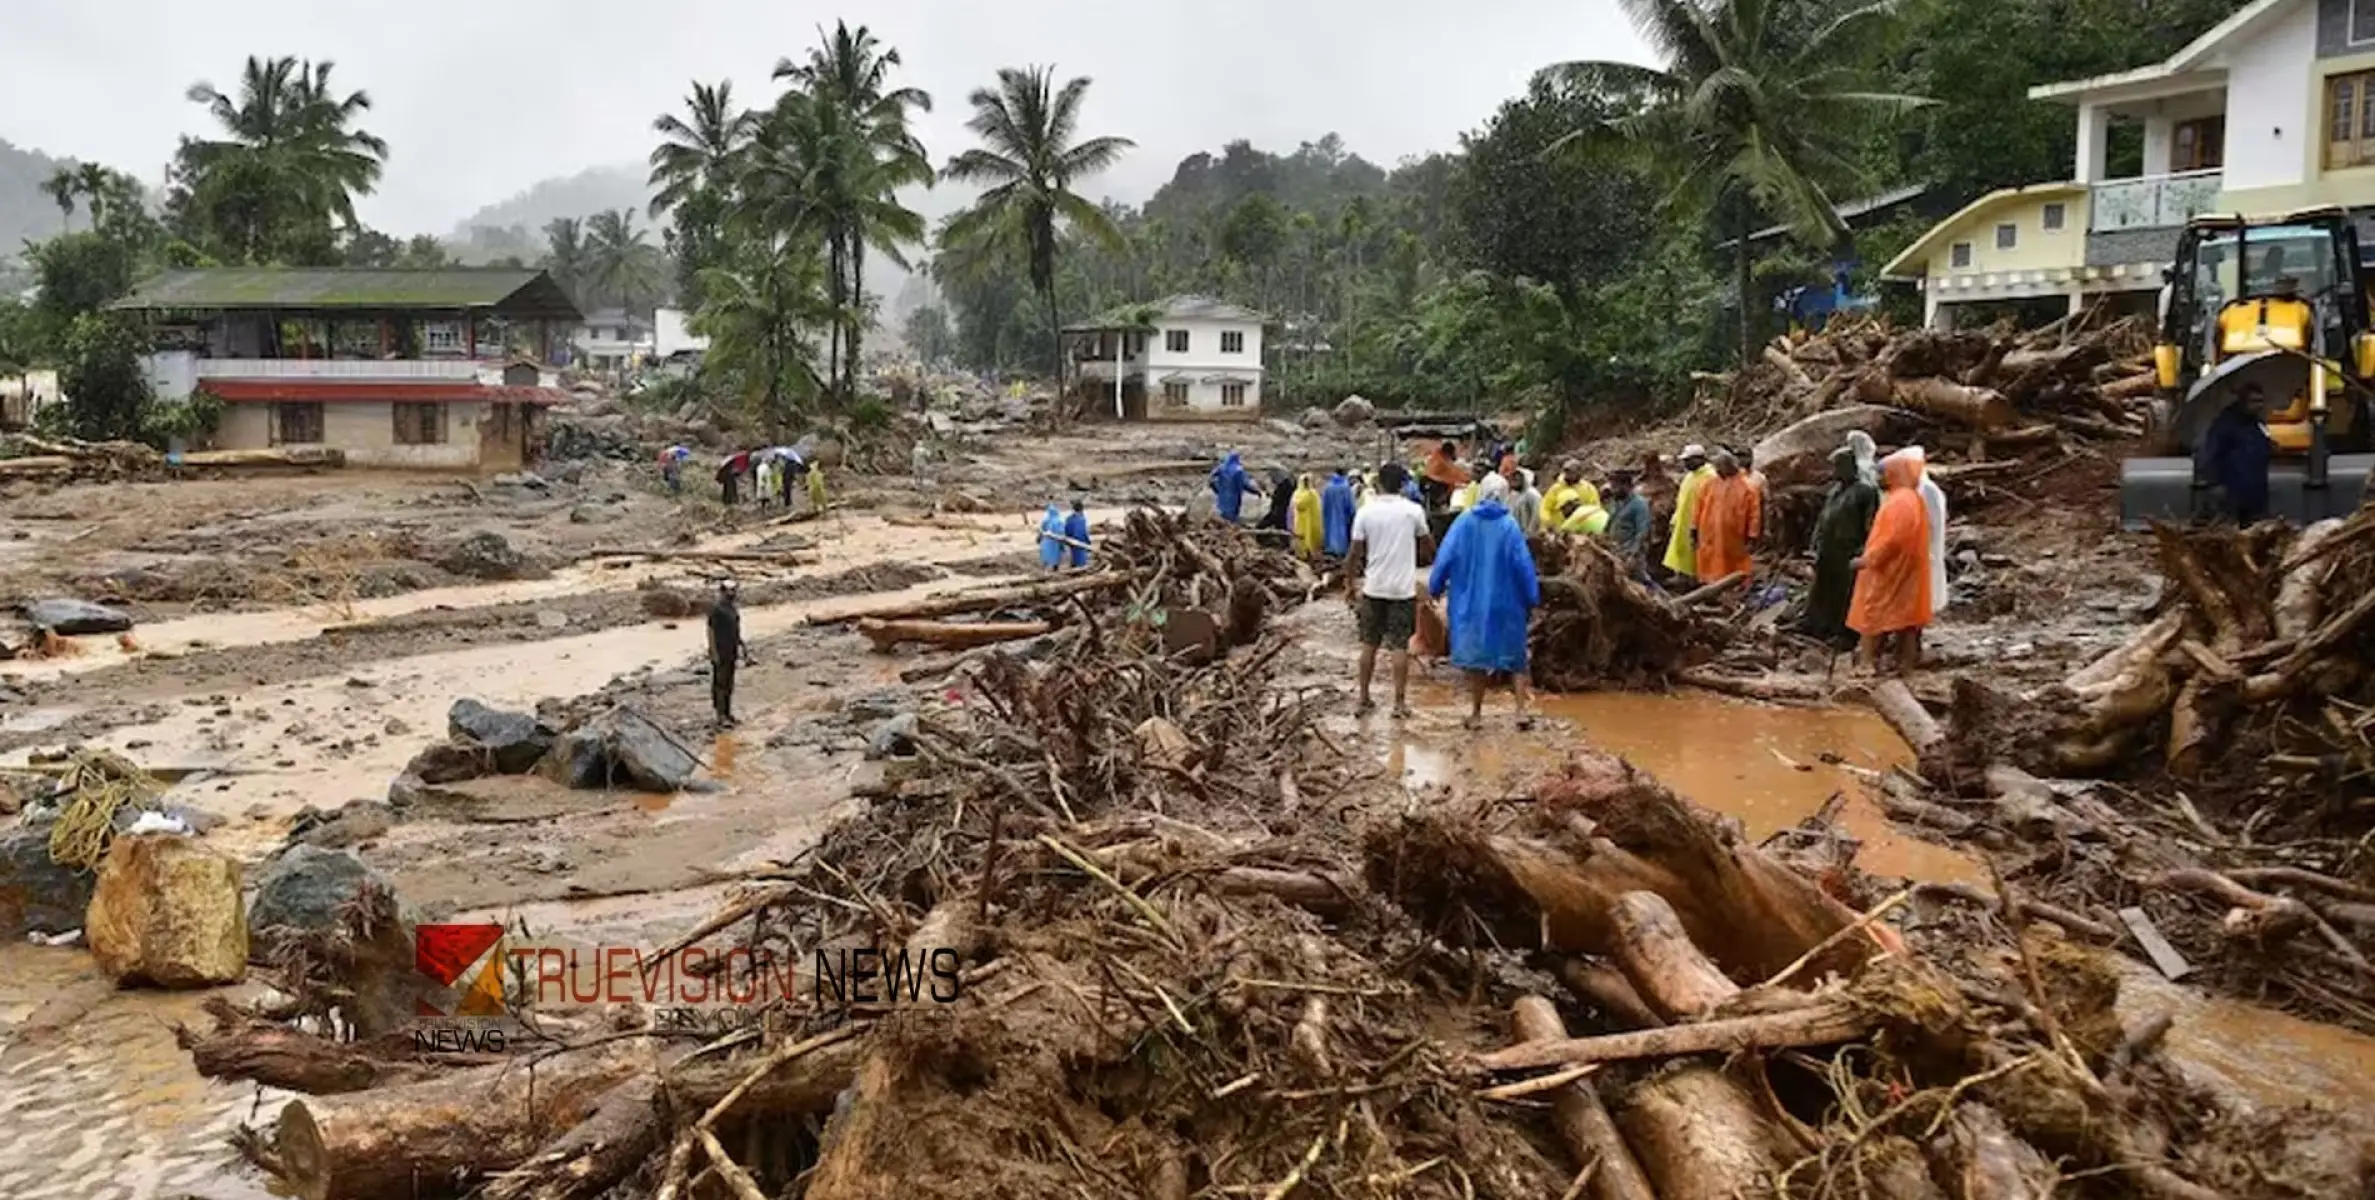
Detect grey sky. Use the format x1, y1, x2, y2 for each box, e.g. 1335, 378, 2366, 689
2, 1, 1647, 236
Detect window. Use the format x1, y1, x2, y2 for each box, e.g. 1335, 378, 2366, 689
2041, 203, 2066, 232
272, 402, 324, 445
1950, 242, 1973, 269
2328, 71, 2375, 169
2172, 116, 2225, 172
1165, 329, 1189, 353
1162, 381, 1189, 406
422, 322, 464, 354
1995, 223, 2018, 250
1221, 382, 1248, 407
1220, 330, 1245, 354
2352, 0, 2375, 45
393, 402, 448, 445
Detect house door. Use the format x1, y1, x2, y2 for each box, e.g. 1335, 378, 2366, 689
2173, 116, 2224, 172
479, 403, 519, 470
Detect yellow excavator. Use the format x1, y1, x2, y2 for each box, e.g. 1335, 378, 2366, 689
2121, 206, 2375, 529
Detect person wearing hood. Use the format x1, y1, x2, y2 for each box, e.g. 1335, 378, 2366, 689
1845, 430, 1880, 488
1511, 468, 1545, 536
1692, 450, 1763, 585
1803, 446, 1880, 647
1063, 498, 1092, 569
1210, 453, 1262, 523
1903, 446, 1949, 620
1258, 468, 1297, 533
806, 458, 829, 513
1321, 469, 1357, 557
1291, 472, 1325, 557
1037, 502, 1067, 571
1539, 461, 1597, 531
1849, 452, 1934, 674
1660, 444, 1714, 580
708, 579, 756, 728
1421, 440, 1470, 510
1428, 473, 1542, 730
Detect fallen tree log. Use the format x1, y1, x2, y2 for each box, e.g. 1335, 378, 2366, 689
1607, 891, 1739, 1021
1872, 679, 1944, 755
1853, 373, 2015, 430
0, 455, 72, 477
855, 618, 1052, 651
1476, 997, 1871, 1072
176, 1008, 471, 1094
1617, 1063, 1793, 1200
1510, 995, 1657, 1200
807, 569, 1148, 627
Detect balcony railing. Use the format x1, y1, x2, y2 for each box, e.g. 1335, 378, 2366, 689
190, 358, 485, 381
2091, 169, 2223, 232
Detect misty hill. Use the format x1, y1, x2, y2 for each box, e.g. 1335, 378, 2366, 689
0, 137, 90, 261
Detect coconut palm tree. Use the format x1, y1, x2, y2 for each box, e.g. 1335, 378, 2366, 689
541, 217, 590, 306
73, 162, 114, 226
771, 22, 934, 402
40, 167, 76, 231
1541, 0, 1925, 364
694, 235, 835, 435
649, 80, 759, 218
586, 209, 664, 316
179, 55, 388, 262
941, 66, 1133, 405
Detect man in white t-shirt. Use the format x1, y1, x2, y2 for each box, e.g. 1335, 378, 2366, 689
1346, 461, 1433, 717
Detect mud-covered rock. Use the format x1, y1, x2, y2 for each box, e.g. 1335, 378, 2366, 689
403, 740, 488, 785
440, 530, 544, 581
0, 823, 93, 937
21, 597, 134, 634
639, 586, 702, 619
866, 713, 919, 760
285, 799, 396, 849
1332, 393, 1376, 426
249, 844, 397, 935
538, 710, 697, 793
87, 833, 247, 987
448, 699, 554, 774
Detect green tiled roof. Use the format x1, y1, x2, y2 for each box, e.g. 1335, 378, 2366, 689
111, 268, 583, 320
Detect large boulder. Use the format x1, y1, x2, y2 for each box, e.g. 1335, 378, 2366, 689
403, 740, 488, 785
1332, 394, 1376, 427
86, 833, 247, 988
249, 844, 397, 935
447, 699, 555, 774
0, 824, 94, 937
21, 598, 134, 635
537, 710, 697, 793
440, 531, 544, 581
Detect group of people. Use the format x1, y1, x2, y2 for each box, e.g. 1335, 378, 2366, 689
660, 443, 829, 514
1036, 499, 1093, 570
1803, 433, 1950, 674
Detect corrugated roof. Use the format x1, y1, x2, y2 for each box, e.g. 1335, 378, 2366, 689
112, 268, 584, 320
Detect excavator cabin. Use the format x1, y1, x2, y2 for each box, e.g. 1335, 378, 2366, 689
2120, 207, 2375, 528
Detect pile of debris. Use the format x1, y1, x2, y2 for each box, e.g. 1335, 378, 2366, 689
1734, 311, 2157, 490
1526, 534, 1737, 690
0, 433, 344, 480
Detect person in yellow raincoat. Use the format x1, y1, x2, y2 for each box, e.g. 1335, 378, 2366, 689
1659, 444, 1713, 580
806, 460, 828, 513
1538, 461, 1597, 529
1291, 472, 1325, 557
1556, 495, 1609, 535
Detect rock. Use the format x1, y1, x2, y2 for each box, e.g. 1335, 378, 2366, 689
639, 587, 701, 619
86, 834, 247, 988
551, 461, 587, 485
1298, 407, 1332, 429
491, 471, 549, 490
866, 713, 919, 760
0, 824, 94, 937
537, 710, 697, 793
249, 844, 397, 935
448, 699, 554, 774
403, 740, 489, 785
536, 610, 569, 629
110, 802, 224, 836
21, 598, 134, 634
1264, 418, 1303, 438
286, 800, 396, 849
440, 530, 544, 581
568, 502, 623, 524
1332, 394, 1376, 426
840, 688, 911, 724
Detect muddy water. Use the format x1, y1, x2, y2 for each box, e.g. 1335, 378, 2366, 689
2114, 960, 2375, 1115
1387, 685, 1981, 884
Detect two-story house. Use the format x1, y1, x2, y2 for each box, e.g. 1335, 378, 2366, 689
571, 308, 654, 372
1065, 294, 1269, 419
1883, 0, 2375, 329
113, 267, 579, 470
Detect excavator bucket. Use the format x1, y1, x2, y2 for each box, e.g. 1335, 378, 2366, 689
2121, 454, 2375, 529
2168, 349, 2311, 446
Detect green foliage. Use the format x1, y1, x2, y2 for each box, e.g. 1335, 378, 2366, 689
169, 56, 388, 265
0, 299, 33, 373
146, 386, 225, 444
55, 314, 154, 442
30, 232, 138, 322
903, 305, 954, 366
847, 396, 893, 433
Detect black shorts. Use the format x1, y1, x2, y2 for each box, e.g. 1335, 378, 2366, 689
1357, 596, 1416, 648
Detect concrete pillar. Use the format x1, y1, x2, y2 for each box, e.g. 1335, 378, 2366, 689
2074, 103, 2112, 183
2142, 113, 2175, 177
2068, 290, 2090, 317
1925, 289, 1954, 332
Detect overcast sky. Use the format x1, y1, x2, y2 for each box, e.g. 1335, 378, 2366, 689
2, 0, 1649, 235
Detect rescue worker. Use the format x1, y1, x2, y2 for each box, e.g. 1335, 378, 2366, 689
1321, 468, 1357, 557
1849, 451, 1935, 675
1421, 440, 1469, 511
1605, 471, 1653, 568
1511, 468, 1545, 536
708, 579, 756, 728
1291, 472, 1325, 557
1907, 445, 1948, 619
1211, 452, 1262, 523
1348, 461, 1432, 718
1539, 461, 1597, 531
806, 457, 828, 513
1804, 445, 1880, 648
1691, 450, 1763, 585
1428, 473, 1541, 731
2198, 384, 2273, 524
1660, 444, 1714, 581
1037, 502, 1067, 571
1064, 498, 1092, 569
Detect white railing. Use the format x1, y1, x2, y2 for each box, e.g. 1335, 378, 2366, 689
2091, 169, 2224, 231
192, 358, 483, 381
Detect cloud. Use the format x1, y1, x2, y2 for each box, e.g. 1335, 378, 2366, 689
0, 0, 1648, 235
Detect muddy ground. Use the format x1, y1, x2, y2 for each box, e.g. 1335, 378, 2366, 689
0, 410, 2367, 1198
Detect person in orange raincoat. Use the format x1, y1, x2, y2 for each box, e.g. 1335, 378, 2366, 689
1848, 450, 1935, 674
1690, 450, 1762, 585
1421, 440, 1470, 511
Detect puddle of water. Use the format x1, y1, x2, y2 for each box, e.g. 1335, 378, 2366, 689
1388, 685, 1980, 884
0, 706, 75, 734
711, 734, 740, 779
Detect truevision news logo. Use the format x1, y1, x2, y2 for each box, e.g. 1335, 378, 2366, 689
411, 922, 963, 1053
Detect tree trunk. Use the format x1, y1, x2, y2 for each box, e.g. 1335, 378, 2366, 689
1510, 996, 1658, 1200
855, 619, 1053, 652
1618, 1066, 1792, 1200
1044, 280, 1065, 425
1735, 203, 1755, 369
1606, 891, 1740, 1021
848, 235, 867, 402
1871, 679, 1945, 755
826, 236, 846, 407
807, 568, 1149, 627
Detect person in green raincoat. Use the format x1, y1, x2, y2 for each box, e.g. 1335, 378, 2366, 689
1802, 445, 1880, 648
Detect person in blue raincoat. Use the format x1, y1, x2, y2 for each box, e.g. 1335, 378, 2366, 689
1037, 503, 1067, 570
1321, 469, 1356, 557
1063, 498, 1091, 569
1210, 453, 1262, 523
1427, 473, 1542, 730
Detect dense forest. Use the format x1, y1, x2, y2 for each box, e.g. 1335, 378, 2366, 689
1, 0, 2253, 446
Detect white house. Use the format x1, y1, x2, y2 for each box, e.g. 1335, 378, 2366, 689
1065, 295, 1269, 419
572, 308, 653, 371
653, 307, 708, 360
1883, 0, 2375, 329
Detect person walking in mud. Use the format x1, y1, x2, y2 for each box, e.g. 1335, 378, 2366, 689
1347, 462, 1431, 718
1428, 473, 1541, 730
708, 579, 756, 728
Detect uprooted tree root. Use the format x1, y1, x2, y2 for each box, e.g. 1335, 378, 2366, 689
1525, 535, 1732, 691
